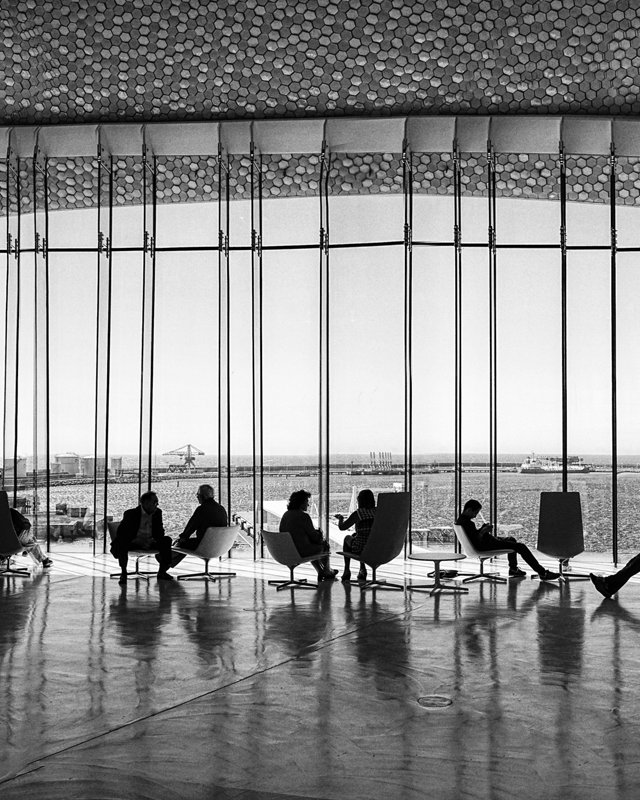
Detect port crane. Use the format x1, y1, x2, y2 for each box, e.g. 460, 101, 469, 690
163, 444, 204, 473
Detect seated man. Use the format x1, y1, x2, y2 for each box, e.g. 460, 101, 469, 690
171, 484, 228, 567
111, 491, 173, 584
11, 506, 53, 568
457, 498, 560, 580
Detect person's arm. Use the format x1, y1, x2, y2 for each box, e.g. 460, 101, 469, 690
303, 512, 323, 544
117, 509, 137, 544
10, 508, 30, 534
180, 508, 199, 541
335, 511, 358, 531
152, 509, 165, 543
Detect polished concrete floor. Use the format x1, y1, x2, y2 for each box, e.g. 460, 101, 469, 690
1, 549, 640, 800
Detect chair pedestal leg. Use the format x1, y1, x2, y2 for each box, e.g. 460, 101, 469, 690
178, 558, 237, 582
0, 558, 30, 578
359, 565, 404, 591
531, 559, 590, 582
462, 558, 507, 584
268, 566, 317, 591
110, 554, 155, 580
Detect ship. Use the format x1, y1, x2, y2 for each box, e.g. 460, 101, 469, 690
519, 453, 591, 474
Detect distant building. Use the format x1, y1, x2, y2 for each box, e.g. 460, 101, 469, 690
3, 458, 27, 479
80, 457, 106, 478
54, 453, 80, 475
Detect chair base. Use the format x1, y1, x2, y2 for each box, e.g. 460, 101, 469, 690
533, 558, 590, 582
337, 554, 404, 592
268, 577, 317, 591
457, 555, 509, 583
0, 558, 30, 578
178, 570, 236, 582
359, 566, 404, 591
109, 553, 156, 580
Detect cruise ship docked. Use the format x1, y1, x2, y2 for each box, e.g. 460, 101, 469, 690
519, 453, 591, 474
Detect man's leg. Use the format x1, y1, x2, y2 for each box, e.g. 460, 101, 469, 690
117, 544, 129, 583
602, 553, 640, 594
481, 537, 556, 578
169, 537, 198, 568
156, 535, 174, 578
18, 530, 47, 565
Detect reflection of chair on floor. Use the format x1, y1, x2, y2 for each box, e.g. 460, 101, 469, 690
262, 528, 325, 590
107, 522, 156, 581
537, 491, 589, 582
172, 526, 237, 582
0, 490, 30, 578
453, 523, 514, 583
337, 492, 411, 591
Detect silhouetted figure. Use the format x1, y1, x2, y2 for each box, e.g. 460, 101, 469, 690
171, 484, 228, 568
111, 491, 173, 584
11, 507, 52, 568
279, 489, 336, 581
456, 498, 560, 580
335, 488, 376, 583
590, 556, 640, 599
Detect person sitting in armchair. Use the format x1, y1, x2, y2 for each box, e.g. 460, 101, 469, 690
111, 491, 173, 584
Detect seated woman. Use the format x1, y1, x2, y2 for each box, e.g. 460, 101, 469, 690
279, 490, 337, 581
456, 498, 560, 580
11, 507, 53, 569
335, 489, 376, 582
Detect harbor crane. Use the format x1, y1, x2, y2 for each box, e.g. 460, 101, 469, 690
163, 444, 204, 473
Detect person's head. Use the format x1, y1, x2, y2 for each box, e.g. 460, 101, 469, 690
463, 498, 482, 518
140, 491, 159, 515
287, 489, 311, 511
357, 489, 375, 509
196, 484, 215, 504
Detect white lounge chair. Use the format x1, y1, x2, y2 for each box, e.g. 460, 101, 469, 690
172, 526, 238, 581
453, 523, 514, 583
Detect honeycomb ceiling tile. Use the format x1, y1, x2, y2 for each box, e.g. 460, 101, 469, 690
2, 0, 639, 208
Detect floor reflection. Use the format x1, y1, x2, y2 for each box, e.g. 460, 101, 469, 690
2, 573, 640, 798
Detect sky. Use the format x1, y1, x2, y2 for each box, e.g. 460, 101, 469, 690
5, 190, 640, 460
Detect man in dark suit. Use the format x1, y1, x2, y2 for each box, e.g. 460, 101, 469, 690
111, 491, 173, 585
171, 484, 228, 567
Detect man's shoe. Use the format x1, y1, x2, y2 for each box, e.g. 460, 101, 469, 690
157, 572, 174, 581
42, 558, 53, 568
509, 568, 526, 578
539, 569, 561, 581
590, 573, 613, 599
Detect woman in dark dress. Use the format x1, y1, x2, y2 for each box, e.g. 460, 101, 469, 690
279, 490, 337, 581
335, 489, 376, 583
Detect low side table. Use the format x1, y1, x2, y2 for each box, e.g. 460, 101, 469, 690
407, 552, 468, 595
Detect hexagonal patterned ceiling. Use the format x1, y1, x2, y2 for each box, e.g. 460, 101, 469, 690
3, 0, 639, 211
3, 0, 638, 123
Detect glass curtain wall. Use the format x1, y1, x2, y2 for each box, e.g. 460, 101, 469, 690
2, 120, 640, 567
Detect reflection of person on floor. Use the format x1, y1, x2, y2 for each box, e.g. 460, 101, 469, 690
335, 489, 376, 583
10, 507, 53, 568
590, 556, 640, 599
456, 499, 560, 580
280, 490, 337, 581
111, 491, 173, 584
171, 484, 228, 568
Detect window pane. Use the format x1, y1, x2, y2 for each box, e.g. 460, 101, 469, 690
328, 245, 404, 520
